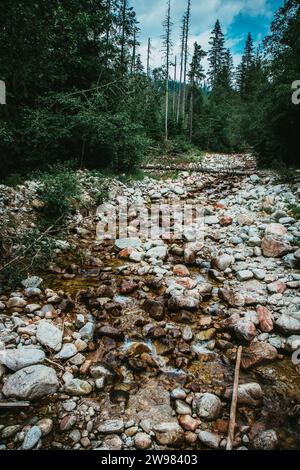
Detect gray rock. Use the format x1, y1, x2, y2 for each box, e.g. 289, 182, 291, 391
64, 378, 93, 396
0, 347, 45, 371
7, 297, 27, 309
36, 320, 63, 352
175, 400, 192, 415
115, 238, 142, 251
276, 310, 300, 334
193, 393, 222, 421
54, 343, 77, 360
98, 420, 124, 434
170, 388, 187, 400
79, 322, 95, 341
253, 429, 278, 450
146, 246, 168, 260
237, 270, 254, 281
225, 383, 263, 407
286, 335, 300, 351
22, 426, 42, 450
198, 430, 221, 449
3, 365, 59, 400
21, 276, 43, 289
168, 293, 199, 311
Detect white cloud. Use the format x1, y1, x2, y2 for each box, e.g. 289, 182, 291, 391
131, 0, 274, 71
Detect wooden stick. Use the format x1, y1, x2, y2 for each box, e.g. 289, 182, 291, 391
226, 346, 243, 451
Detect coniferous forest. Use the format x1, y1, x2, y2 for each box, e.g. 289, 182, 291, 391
0, 0, 299, 180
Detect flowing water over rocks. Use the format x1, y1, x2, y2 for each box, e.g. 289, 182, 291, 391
0, 154, 300, 450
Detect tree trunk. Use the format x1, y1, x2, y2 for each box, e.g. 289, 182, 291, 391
189, 89, 193, 142
173, 56, 177, 114
181, 0, 191, 124
176, 16, 186, 124
147, 38, 151, 77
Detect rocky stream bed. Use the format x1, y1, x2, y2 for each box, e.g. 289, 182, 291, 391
0, 154, 300, 451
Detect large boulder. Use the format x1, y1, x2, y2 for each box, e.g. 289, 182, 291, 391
36, 320, 63, 352
168, 293, 200, 312
225, 383, 263, 407
221, 314, 257, 342
257, 306, 274, 333
265, 223, 287, 237
261, 235, 291, 258
0, 347, 45, 371
241, 342, 278, 370
211, 254, 234, 272
276, 309, 300, 335
2, 365, 59, 400
219, 288, 245, 308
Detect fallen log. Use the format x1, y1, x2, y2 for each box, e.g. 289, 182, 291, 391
140, 164, 257, 176
226, 346, 243, 451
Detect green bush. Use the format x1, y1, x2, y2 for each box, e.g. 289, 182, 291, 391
36, 163, 81, 221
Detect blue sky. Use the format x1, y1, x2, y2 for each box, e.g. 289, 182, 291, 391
131, 0, 284, 70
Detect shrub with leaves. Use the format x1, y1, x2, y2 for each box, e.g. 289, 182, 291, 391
36, 163, 81, 221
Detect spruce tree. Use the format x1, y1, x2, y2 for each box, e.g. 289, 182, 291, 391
162, 0, 173, 142
208, 20, 226, 88
188, 42, 206, 141
237, 32, 254, 97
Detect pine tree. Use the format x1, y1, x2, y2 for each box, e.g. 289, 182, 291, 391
236, 32, 254, 97
188, 42, 206, 141
162, 0, 173, 142
120, 0, 128, 71
222, 49, 234, 89
176, 14, 187, 123
208, 20, 226, 87
181, 0, 191, 122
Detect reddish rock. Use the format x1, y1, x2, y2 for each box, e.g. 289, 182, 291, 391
173, 265, 190, 277
265, 223, 287, 237
178, 415, 200, 432
184, 432, 198, 444
80, 360, 92, 375
214, 419, 229, 434
215, 202, 227, 210
267, 281, 287, 294
176, 277, 196, 290
261, 236, 291, 258
257, 306, 274, 332
241, 342, 278, 370
120, 280, 138, 294
119, 247, 134, 258
219, 288, 245, 307
219, 215, 233, 227
221, 314, 257, 342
